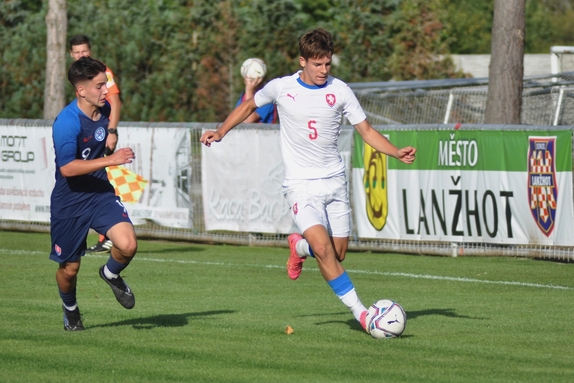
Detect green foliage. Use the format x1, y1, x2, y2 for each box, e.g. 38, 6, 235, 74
386, 0, 466, 80
0, 1, 47, 119
2, 231, 574, 382
330, 0, 397, 82
4, 0, 573, 121
66, 0, 198, 122
441, 0, 493, 54
442, 0, 574, 54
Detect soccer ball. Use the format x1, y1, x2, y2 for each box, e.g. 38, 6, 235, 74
240, 58, 267, 79
365, 299, 406, 339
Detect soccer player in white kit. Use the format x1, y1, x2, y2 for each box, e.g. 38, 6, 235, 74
200, 28, 416, 333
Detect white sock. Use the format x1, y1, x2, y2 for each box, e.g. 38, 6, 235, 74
339, 289, 367, 321
63, 303, 77, 311
104, 265, 119, 280
295, 238, 312, 257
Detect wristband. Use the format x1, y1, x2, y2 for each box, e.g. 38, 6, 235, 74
108, 128, 118, 136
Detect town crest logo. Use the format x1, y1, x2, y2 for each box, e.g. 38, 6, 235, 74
527, 137, 557, 236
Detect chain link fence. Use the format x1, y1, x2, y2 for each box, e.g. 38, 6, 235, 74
2, 73, 574, 260
350, 72, 574, 126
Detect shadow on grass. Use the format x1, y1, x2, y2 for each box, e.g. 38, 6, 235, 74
314, 308, 482, 334
91, 310, 235, 330
407, 308, 481, 320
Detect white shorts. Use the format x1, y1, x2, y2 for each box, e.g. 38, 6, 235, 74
283, 175, 351, 237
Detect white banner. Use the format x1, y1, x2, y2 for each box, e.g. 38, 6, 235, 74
201, 128, 353, 233
0, 124, 192, 228
0, 126, 54, 222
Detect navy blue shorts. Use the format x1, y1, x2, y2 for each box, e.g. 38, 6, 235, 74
49, 195, 132, 263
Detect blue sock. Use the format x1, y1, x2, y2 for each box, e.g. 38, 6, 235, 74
106, 256, 127, 275
327, 271, 353, 297
308, 246, 315, 258
59, 288, 77, 308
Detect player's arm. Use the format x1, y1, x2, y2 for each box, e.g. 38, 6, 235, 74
354, 119, 416, 164
105, 93, 121, 152
60, 147, 135, 177
200, 98, 258, 146
241, 77, 263, 123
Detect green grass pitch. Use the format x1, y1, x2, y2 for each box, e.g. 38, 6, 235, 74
1, 230, 574, 382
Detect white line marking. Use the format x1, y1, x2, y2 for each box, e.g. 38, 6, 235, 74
2, 249, 571, 290
102, 253, 574, 291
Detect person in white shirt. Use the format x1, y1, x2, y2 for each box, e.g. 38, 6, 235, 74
200, 28, 416, 333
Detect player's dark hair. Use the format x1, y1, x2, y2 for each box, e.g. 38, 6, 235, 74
69, 34, 91, 50
299, 28, 334, 60
68, 56, 106, 86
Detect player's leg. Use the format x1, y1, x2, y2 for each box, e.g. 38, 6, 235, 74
50, 215, 89, 331
303, 225, 368, 330
322, 177, 369, 330
284, 179, 315, 279
286, 176, 369, 331
92, 198, 137, 309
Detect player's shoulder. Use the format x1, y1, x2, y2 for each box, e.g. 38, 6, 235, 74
54, 101, 81, 127
327, 76, 351, 90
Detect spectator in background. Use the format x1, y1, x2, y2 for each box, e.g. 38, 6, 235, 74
235, 59, 277, 124
69, 34, 122, 254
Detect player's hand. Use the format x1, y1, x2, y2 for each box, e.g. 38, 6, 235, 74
244, 76, 263, 93
200, 130, 223, 147
109, 147, 135, 165
397, 146, 416, 164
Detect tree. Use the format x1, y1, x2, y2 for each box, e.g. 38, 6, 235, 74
43, 0, 66, 119
485, 0, 525, 124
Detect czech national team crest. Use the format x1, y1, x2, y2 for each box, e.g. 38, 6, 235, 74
527, 137, 557, 236
326, 94, 336, 107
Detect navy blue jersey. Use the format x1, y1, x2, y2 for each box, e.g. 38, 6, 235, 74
51, 100, 114, 219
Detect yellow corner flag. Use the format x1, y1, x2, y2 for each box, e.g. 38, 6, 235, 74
106, 165, 148, 203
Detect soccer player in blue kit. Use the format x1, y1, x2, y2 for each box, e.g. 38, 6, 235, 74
50, 56, 138, 331
201, 28, 416, 333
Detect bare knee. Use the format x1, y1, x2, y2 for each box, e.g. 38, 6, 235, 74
58, 263, 79, 281
310, 242, 330, 260
115, 239, 137, 259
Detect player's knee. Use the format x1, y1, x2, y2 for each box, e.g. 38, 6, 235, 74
310, 242, 331, 260
60, 263, 79, 280
122, 240, 138, 258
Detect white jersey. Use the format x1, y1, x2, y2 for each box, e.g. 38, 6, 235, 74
254, 71, 366, 180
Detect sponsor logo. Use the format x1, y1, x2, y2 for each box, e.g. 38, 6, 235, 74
83, 136, 92, 143
527, 137, 557, 236
287, 93, 297, 101
95, 127, 106, 142
326, 94, 336, 107
363, 142, 388, 230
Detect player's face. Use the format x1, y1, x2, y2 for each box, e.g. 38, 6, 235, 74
70, 44, 91, 61
299, 55, 332, 86
77, 72, 109, 107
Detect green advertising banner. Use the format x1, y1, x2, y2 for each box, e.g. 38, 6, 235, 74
352, 128, 574, 245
